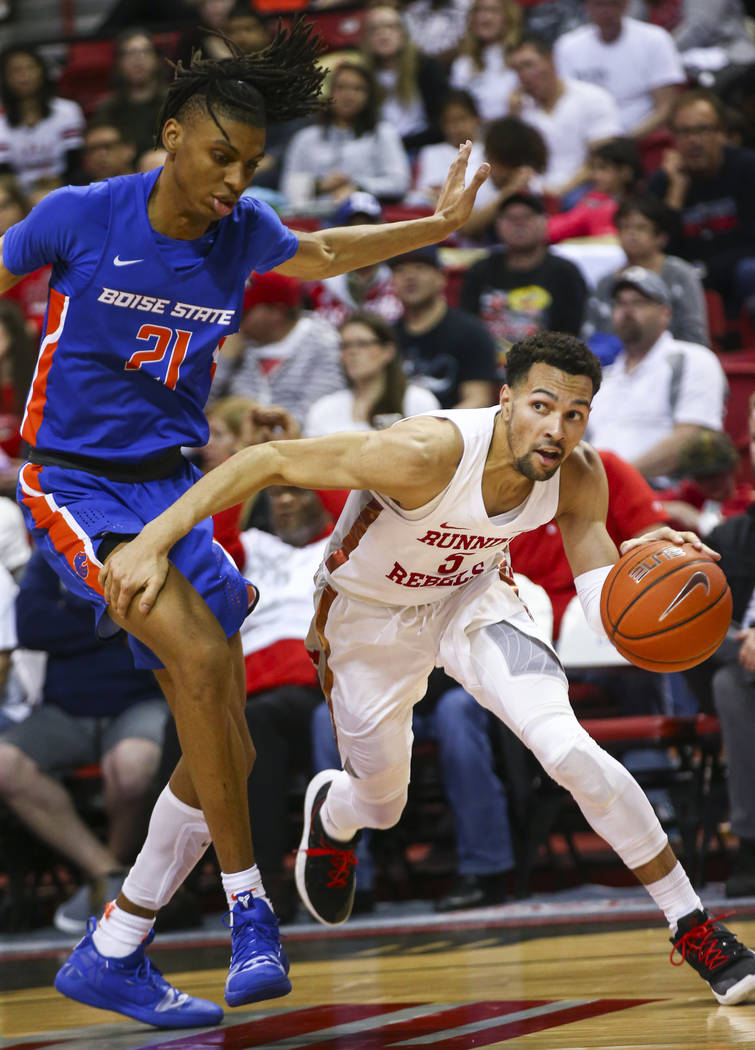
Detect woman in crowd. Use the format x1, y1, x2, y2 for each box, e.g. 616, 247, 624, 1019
281, 62, 411, 208
414, 89, 485, 203
360, 3, 448, 152
450, 0, 521, 122
94, 29, 168, 160
0, 47, 85, 193
304, 312, 439, 437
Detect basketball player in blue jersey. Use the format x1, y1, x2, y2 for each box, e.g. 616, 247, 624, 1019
101, 332, 755, 1007
0, 22, 490, 1030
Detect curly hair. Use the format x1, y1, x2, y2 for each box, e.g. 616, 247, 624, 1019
505, 332, 602, 396
156, 17, 326, 141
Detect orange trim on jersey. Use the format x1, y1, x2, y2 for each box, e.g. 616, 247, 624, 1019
325, 498, 383, 575
21, 287, 68, 446
19, 464, 104, 596
313, 584, 338, 742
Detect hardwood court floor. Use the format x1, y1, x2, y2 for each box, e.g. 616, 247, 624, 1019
3, 910, 755, 1049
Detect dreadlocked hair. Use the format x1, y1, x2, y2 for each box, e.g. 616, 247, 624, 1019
156, 17, 327, 141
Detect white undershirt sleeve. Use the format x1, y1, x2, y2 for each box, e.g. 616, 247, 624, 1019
574, 564, 613, 637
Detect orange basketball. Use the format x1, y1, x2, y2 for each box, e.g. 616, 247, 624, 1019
600, 540, 732, 673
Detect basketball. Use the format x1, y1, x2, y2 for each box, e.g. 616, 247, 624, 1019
600, 540, 732, 673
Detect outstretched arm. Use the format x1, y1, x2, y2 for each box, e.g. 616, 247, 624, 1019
100, 417, 463, 616
276, 141, 489, 280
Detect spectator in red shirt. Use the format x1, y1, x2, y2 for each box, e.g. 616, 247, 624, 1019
547, 136, 642, 243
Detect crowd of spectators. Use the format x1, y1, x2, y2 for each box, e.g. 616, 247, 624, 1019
1, 0, 755, 926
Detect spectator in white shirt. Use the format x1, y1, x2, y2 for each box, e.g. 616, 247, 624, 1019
0, 47, 85, 193
304, 311, 440, 436
414, 89, 486, 205
507, 33, 622, 197
587, 266, 727, 485
450, 0, 522, 122
281, 61, 411, 209
554, 0, 685, 137
210, 272, 346, 425
360, 4, 449, 151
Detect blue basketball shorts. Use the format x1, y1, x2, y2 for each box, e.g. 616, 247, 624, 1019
17, 459, 252, 670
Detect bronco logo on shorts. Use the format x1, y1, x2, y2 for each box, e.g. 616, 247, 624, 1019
73, 550, 89, 579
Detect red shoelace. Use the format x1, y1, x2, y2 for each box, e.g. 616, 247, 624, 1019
305, 844, 359, 888
670, 911, 738, 972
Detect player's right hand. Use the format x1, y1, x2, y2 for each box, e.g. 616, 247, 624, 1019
100, 537, 169, 619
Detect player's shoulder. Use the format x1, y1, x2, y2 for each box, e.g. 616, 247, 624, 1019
386, 411, 464, 465
23, 178, 111, 228
233, 192, 286, 233
562, 441, 607, 490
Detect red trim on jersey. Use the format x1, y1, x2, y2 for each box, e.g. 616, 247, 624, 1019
325, 498, 382, 574
312, 583, 338, 739
18, 463, 104, 596
22, 287, 68, 446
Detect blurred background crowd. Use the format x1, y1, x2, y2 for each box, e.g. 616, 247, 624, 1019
0, 0, 755, 933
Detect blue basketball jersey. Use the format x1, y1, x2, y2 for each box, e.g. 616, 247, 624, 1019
3, 170, 298, 461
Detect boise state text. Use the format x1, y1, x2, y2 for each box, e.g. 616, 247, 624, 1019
98, 286, 236, 326
385, 528, 508, 589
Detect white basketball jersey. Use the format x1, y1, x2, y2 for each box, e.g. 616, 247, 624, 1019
321, 406, 561, 606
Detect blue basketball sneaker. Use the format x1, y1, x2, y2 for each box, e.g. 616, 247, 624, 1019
54, 919, 223, 1028
224, 893, 292, 1007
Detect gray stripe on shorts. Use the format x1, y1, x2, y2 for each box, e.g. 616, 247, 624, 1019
483, 620, 567, 682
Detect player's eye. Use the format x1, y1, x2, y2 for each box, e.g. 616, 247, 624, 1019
212, 151, 230, 165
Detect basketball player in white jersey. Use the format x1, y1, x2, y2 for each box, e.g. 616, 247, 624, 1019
101, 331, 755, 1006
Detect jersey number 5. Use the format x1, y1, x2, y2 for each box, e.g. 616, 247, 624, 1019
125, 324, 192, 390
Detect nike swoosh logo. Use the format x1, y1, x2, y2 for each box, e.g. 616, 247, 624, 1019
440, 522, 468, 530
658, 571, 710, 622
113, 255, 144, 267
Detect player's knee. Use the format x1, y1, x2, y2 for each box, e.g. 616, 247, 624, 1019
173, 641, 234, 698
529, 722, 629, 810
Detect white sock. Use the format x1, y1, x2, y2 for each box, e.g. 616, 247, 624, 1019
320, 798, 359, 843
644, 862, 703, 932
221, 865, 272, 914
92, 901, 154, 958
121, 785, 212, 911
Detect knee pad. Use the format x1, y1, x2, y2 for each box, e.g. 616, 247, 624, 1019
527, 717, 630, 811
526, 716, 667, 870
348, 761, 409, 830
550, 731, 633, 811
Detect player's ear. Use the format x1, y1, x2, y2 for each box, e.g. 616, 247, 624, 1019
161, 118, 182, 155
499, 384, 513, 420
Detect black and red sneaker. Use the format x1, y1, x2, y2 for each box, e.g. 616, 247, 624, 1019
295, 770, 360, 926
670, 907, 755, 1004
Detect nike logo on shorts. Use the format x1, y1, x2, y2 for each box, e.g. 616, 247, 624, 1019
113, 255, 144, 266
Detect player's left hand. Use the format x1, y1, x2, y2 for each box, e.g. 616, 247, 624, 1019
619, 526, 721, 561
434, 141, 490, 231
100, 537, 169, 619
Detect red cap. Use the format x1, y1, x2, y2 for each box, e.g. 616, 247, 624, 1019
243, 271, 302, 312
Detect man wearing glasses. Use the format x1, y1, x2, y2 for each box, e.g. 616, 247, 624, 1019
648, 88, 755, 318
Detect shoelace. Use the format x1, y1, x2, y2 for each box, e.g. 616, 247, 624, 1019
133, 956, 167, 987
222, 907, 282, 964
670, 912, 749, 972
305, 842, 359, 888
